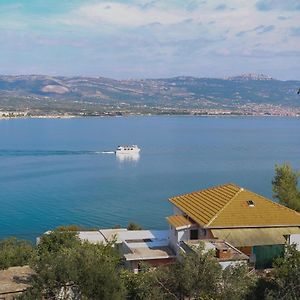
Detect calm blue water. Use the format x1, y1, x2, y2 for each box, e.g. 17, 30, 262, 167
0, 116, 299, 241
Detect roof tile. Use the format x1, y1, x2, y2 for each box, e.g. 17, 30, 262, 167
169, 183, 300, 228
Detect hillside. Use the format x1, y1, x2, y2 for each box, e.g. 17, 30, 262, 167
0, 74, 299, 116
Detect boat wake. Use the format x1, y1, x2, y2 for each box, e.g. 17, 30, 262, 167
100, 151, 115, 154
0, 149, 142, 158
0, 150, 114, 157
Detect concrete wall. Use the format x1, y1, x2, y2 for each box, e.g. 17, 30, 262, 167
169, 226, 177, 251
129, 258, 176, 274
220, 260, 247, 270
169, 226, 191, 256
290, 234, 300, 250
178, 228, 189, 242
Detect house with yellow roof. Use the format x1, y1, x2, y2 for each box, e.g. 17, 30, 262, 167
167, 183, 300, 268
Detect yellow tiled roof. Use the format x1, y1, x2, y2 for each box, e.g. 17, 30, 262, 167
169, 183, 300, 228
166, 215, 193, 229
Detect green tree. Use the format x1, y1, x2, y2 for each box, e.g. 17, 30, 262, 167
0, 237, 34, 270
272, 163, 300, 211
246, 276, 277, 300
152, 243, 222, 300
268, 244, 300, 300
26, 230, 81, 299
121, 265, 163, 300
22, 230, 125, 300
127, 222, 142, 230
220, 264, 256, 300
36, 229, 81, 253
56, 225, 98, 231
56, 224, 82, 231
76, 241, 125, 300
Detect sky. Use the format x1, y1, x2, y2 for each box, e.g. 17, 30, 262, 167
0, 0, 299, 80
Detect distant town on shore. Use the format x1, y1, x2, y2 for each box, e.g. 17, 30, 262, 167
1, 73, 300, 118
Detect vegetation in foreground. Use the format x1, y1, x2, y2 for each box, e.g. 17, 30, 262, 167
0, 230, 300, 300
0, 164, 299, 299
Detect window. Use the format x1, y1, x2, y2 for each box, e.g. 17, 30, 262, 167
190, 229, 198, 240
126, 239, 152, 243
247, 200, 255, 207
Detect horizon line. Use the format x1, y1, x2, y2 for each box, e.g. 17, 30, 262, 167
1, 72, 298, 82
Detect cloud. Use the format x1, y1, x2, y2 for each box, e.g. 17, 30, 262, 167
0, 3, 23, 13
215, 4, 227, 11
251, 25, 275, 35
236, 31, 246, 37
253, 25, 265, 31
0, 0, 299, 79
257, 25, 275, 34
185, 0, 207, 12
277, 16, 290, 20
214, 47, 230, 56
138, 1, 158, 10
290, 27, 300, 36
61, 2, 188, 27
256, 0, 300, 11
235, 24, 275, 37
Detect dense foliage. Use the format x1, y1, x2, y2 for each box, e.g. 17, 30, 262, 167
155, 245, 223, 299
272, 163, 300, 211
269, 244, 300, 300
0, 237, 34, 270
21, 230, 125, 299
127, 222, 143, 230
1, 230, 300, 299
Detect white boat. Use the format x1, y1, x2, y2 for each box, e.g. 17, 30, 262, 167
115, 145, 140, 154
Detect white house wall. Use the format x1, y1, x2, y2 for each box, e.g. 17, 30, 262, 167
177, 229, 189, 242
169, 226, 191, 255
290, 234, 300, 251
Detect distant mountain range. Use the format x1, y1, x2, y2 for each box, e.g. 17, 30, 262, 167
0, 73, 299, 116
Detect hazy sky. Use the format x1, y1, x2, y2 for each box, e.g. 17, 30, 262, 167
0, 0, 299, 79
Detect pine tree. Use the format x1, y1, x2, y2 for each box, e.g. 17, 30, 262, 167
272, 163, 300, 211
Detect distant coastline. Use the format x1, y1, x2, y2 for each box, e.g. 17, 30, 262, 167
1, 109, 300, 120
1, 74, 300, 119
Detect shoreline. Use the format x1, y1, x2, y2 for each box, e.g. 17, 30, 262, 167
1, 113, 300, 120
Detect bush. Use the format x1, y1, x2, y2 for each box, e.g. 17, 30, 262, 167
127, 222, 142, 230
0, 237, 34, 270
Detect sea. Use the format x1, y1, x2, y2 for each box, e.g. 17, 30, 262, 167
0, 116, 299, 241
